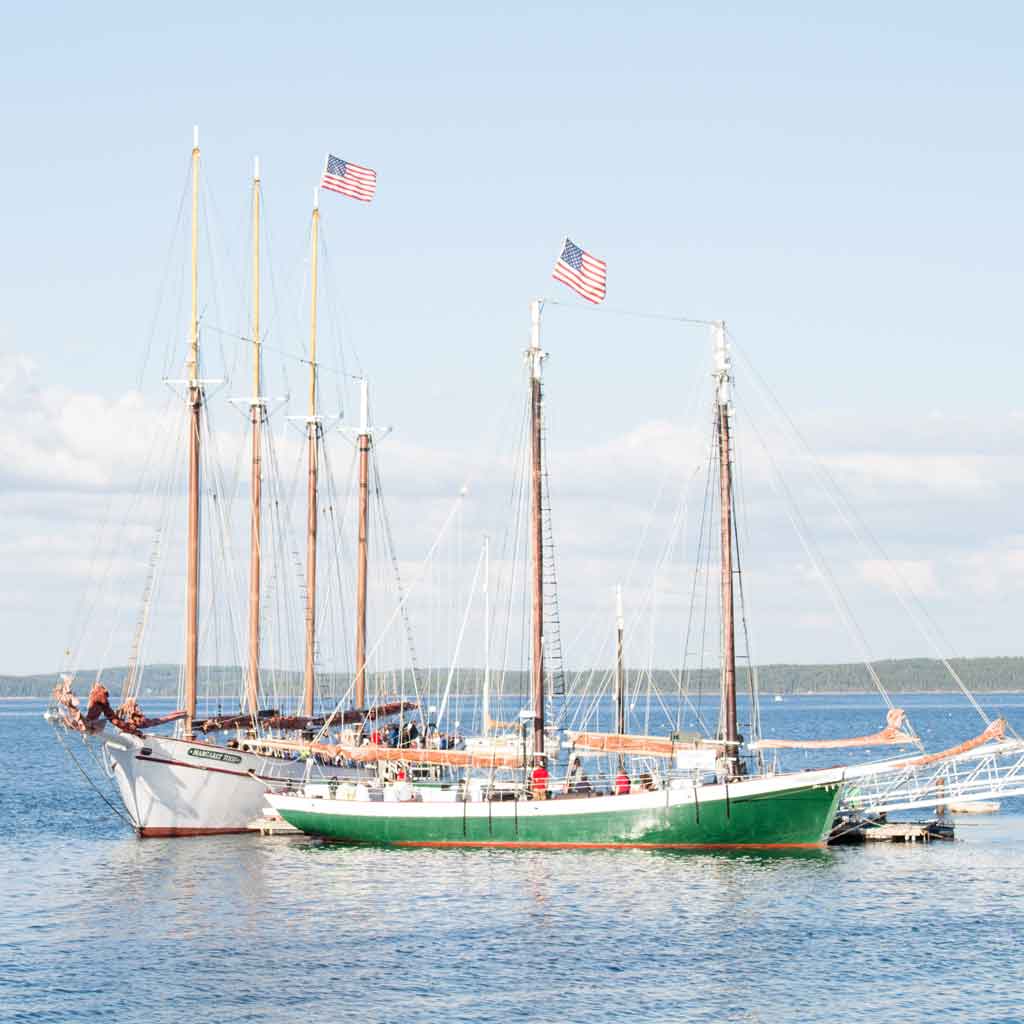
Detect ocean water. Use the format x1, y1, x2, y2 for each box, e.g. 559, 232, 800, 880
2, 693, 1022, 1023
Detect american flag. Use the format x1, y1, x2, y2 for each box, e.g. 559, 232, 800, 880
551, 237, 607, 304
320, 154, 377, 203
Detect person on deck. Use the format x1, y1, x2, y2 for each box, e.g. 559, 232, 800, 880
531, 760, 550, 800
614, 768, 631, 795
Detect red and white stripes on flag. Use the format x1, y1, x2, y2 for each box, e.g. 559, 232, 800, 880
551, 237, 607, 304
320, 154, 377, 203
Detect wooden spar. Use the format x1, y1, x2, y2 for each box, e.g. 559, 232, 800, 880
354, 378, 370, 709
184, 126, 201, 737
245, 155, 262, 717
529, 300, 545, 762
615, 584, 625, 769
715, 321, 740, 776
302, 191, 320, 717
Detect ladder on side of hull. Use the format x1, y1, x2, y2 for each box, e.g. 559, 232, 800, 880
840, 738, 1024, 815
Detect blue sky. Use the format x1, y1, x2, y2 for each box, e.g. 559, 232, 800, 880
3, 4, 1024, 676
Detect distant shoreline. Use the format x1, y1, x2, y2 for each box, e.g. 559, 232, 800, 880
10, 689, 1024, 702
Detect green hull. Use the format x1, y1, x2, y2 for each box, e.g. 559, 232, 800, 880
273, 776, 842, 849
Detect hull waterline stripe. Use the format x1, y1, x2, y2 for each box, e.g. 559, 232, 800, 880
350, 839, 824, 851
139, 827, 254, 838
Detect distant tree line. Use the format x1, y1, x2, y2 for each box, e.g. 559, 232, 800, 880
5, 657, 1023, 699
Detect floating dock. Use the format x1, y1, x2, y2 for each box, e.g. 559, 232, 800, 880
829, 813, 955, 845
249, 815, 301, 836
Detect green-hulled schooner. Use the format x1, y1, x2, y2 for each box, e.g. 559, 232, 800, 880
266, 303, 845, 849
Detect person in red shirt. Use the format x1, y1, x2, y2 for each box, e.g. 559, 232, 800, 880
614, 768, 631, 795
531, 760, 550, 800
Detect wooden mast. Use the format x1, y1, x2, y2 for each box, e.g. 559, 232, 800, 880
714, 320, 741, 777
614, 584, 625, 768
302, 190, 320, 717
184, 126, 202, 738
245, 156, 262, 717
529, 300, 545, 763
354, 378, 370, 709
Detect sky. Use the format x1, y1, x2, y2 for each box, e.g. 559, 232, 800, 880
3, 3, 1024, 678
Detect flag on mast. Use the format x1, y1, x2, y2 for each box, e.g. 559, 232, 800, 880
320, 155, 377, 202
551, 237, 607, 304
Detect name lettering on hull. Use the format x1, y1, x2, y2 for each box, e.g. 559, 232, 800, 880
187, 747, 243, 765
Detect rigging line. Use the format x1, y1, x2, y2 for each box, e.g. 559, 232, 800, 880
730, 336, 993, 728
94, 391, 186, 689
52, 729, 137, 830
317, 218, 363, 380
729, 438, 763, 749
312, 489, 467, 743
128, 399, 185, 701
675, 420, 717, 734
541, 298, 717, 328
741, 399, 906, 720
316, 224, 357, 405
436, 543, 487, 729
372, 444, 425, 700
137, 162, 193, 390
202, 322, 360, 382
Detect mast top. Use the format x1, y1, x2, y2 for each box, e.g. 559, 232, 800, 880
616, 584, 624, 631
713, 319, 731, 408
193, 124, 199, 150
312, 186, 319, 212
359, 377, 369, 434
528, 299, 545, 381
253, 155, 260, 181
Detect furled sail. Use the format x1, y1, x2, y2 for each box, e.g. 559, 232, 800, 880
750, 708, 915, 751
51, 679, 185, 737
566, 730, 723, 758
893, 718, 1006, 768
258, 736, 524, 769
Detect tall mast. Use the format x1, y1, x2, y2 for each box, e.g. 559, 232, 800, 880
482, 534, 491, 736
614, 584, 626, 749
245, 156, 262, 717
184, 125, 202, 737
714, 320, 740, 777
302, 190, 320, 717
529, 300, 545, 762
354, 378, 370, 709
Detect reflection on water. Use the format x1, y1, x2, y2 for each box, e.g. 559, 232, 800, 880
2, 696, 1022, 1023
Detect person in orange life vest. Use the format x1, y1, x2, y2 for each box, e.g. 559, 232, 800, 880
614, 767, 630, 795
531, 760, 550, 800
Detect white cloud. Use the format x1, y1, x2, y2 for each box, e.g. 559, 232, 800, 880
858, 558, 940, 597
3, 351, 1024, 674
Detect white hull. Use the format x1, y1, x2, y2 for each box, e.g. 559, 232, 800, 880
103, 732, 306, 837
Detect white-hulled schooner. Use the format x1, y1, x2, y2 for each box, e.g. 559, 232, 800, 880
49, 131, 403, 835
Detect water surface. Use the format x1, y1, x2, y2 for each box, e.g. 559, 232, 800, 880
2, 695, 1022, 1023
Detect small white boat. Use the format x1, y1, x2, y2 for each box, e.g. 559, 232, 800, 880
946, 801, 1001, 815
